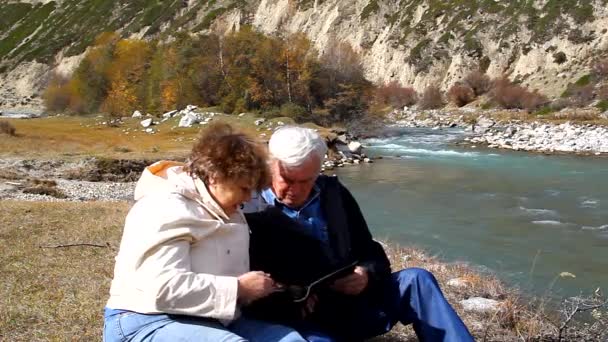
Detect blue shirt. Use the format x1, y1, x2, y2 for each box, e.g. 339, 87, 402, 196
260, 186, 329, 243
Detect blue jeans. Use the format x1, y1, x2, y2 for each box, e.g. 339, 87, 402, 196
298, 268, 474, 342
103, 308, 306, 342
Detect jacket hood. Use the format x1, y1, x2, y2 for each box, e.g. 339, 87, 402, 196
133, 160, 197, 201
133, 160, 231, 222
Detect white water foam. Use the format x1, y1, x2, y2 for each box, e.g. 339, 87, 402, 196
581, 225, 608, 231
580, 198, 600, 208
369, 145, 482, 158
532, 220, 568, 226
519, 206, 559, 217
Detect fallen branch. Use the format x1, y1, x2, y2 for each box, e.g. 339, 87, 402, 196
39, 242, 111, 249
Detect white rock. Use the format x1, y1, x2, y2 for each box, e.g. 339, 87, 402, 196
255, 118, 266, 126
348, 141, 362, 154
162, 110, 178, 118
132, 110, 143, 118
447, 278, 469, 288
179, 113, 199, 127
460, 297, 502, 313
145, 128, 154, 134
140, 118, 153, 128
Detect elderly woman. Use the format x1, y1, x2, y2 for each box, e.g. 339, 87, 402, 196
103, 123, 306, 342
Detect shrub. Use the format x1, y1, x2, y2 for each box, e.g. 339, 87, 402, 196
464, 71, 491, 96
43, 73, 71, 112
597, 100, 608, 112
279, 103, 308, 122
535, 106, 554, 116
0, 121, 16, 136
448, 84, 475, 107
418, 85, 444, 109
490, 77, 548, 111
553, 51, 567, 64
374, 81, 417, 108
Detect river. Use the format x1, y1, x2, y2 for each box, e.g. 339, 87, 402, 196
334, 128, 608, 299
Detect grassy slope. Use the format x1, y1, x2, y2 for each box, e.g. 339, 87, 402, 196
0, 113, 319, 159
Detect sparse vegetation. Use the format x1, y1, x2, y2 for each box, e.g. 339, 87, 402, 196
374, 81, 418, 109
418, 85, 444, 110
490, 77, 548, 111
448, 84, 475, 107
553, 51, 567, 64
464, 71, 491, 97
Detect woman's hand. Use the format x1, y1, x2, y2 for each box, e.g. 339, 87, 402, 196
237, 271, 276, 304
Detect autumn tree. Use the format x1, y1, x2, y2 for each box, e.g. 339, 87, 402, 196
101, 39, 151, 118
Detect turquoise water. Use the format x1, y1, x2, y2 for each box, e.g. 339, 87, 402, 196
334, 128, 608, 299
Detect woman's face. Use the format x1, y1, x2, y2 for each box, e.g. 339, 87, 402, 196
207, 178, 252, 216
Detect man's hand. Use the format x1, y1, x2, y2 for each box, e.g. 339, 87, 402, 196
300, 294, 318, 318
330, 266, 369, 295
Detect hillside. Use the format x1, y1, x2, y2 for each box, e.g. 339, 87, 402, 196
1, 0, 608, 109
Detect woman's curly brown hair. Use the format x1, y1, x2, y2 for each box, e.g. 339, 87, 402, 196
184, 123, 270, 191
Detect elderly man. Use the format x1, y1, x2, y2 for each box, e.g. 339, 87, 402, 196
243, 127, 473, 342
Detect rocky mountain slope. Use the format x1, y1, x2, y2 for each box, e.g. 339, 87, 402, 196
1, 0, 607, 109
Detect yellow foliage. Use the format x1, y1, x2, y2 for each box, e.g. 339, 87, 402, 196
161, 79, 179, 111
102, 79, 138, 117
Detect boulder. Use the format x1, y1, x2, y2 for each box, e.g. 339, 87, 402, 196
348, 141, 362, 154
254, 118, 266, 126
475, 116, 495, 133
140, 118, 153, 128
337, 134, 349, 145
132, 110, 143, 118
179, 113, 199, 127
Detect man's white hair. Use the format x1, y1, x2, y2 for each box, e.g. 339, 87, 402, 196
268, 126, 327, 168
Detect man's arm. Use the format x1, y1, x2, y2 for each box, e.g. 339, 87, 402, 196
338, 182, 392, 289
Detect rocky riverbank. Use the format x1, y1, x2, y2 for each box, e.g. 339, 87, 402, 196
388, 107, 608, 155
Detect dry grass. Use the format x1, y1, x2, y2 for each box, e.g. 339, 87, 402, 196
0, 114, 330, 160
0, 120, 17, 136
0, 200, 130, 341
0, 199, 550, 341
374, 244, 557, 341
4, 200, 600, 341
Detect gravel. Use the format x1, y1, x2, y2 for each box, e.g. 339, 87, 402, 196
0, 179, 136, 202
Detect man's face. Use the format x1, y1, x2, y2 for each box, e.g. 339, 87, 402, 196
271, 156, 320, 208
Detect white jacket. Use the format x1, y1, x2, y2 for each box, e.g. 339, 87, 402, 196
106, 161, 250, 321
